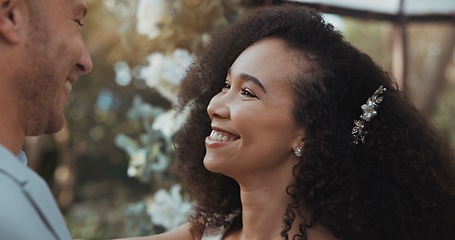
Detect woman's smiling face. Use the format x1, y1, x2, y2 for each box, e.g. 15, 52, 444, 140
204, 38, 306, 183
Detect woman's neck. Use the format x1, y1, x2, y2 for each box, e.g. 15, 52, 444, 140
241, 191, 294, 239
229, 174, 300, 240
225, 179, 335, 240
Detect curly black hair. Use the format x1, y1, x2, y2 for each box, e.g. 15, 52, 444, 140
173, 3, 455, 240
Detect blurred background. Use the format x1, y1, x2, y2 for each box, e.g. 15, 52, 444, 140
23, 0, 455, 239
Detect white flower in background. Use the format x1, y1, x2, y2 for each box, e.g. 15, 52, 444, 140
115, 134, 147, 178
140, 49, 193, 104
127, 95, 163, 121
152, 110, 176, 140
141, 53, 164, 88
141, 49, 193, 87
152, 105, 191, 141
115, 134, 170, 179
147, 185, 193, 230
114, 61, 132, 86
127, 148, 147, 177
136, 0, 167, 39
115, 95, 192, 182
160, 49, 194, 86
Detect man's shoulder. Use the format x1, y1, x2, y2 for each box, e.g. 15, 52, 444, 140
0, 145, 46, 214
0, 165, 33, 208
0, 154, 66, 240
0, 176, 58, 240
0, 168, 41, 237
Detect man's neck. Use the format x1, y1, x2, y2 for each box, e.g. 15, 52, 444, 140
0, 50, 25, 155
0, 93, 25, 155
0, 128, 24, 155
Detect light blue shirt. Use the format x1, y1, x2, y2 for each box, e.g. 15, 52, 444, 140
0, 144, 72, 239
17, 149, 28, 165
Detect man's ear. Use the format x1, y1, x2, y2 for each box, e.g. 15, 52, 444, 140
0, 0, 21, 44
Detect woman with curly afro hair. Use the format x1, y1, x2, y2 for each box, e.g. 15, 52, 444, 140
133, 2, 455, 240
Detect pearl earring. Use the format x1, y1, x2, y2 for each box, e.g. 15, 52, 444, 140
294, 146, 303, 157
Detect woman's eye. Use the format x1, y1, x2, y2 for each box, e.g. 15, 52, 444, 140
241, 88, 257, 98
221, 82, 230, 93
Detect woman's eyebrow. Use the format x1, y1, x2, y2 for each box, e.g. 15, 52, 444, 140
228, 68, 267, 93
240, 73, 266, 93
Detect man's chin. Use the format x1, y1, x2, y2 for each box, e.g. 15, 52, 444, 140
43, 123, 65, 135
27, 118, 65, 136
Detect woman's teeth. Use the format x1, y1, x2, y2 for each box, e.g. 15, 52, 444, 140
210, 130, 237, 142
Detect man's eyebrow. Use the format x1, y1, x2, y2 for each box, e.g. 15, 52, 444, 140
228, 68, 267, 93
76, 2, 88, 18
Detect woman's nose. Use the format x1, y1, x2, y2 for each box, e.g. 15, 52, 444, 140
207, 93, 230, 120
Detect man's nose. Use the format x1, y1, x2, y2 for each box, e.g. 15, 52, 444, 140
76, 42, 93, 74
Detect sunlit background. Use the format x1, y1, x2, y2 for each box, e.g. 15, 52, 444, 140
23, 0, 455, 239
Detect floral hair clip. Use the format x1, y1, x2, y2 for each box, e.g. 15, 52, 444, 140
351, 85, 386, 144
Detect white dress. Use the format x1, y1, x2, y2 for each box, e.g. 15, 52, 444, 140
201, 227, 229, 240
201, 214, 237, 240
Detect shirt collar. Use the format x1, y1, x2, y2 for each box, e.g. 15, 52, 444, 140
17, 150, 28, 165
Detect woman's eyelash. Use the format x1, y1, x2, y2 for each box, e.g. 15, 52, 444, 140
221, 82, 257, 98
241, 88, 257, 97
221, 82, 230, 93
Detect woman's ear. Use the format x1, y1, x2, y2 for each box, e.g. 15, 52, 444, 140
292, 130, 306, 158
0, 0, 21, 44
